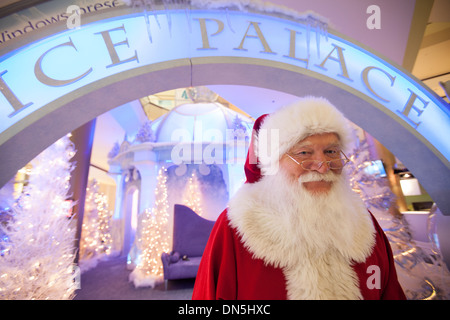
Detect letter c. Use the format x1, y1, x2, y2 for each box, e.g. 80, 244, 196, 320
362, 66, 396, 102
264, 305, 270, 314
35, 37, 92, 87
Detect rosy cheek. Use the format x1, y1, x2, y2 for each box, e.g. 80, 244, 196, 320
287, 165, 306, 180
279, 158, 301, 179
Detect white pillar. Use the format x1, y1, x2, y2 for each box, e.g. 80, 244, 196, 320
108, 166, 125, 255
108, 166, 124, 220
127, 149, 158, 267
132, 148, 158, 213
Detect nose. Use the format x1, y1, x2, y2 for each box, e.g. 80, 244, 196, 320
314, 162, 330, 173
311, 155, 330, 174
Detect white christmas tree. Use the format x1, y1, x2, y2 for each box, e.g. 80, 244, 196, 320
0, 134, 78, 300
129, 167, 171, 288
230, 114, 249, 140
134, 120, 155, 143
182, 171, 203, 216
78, 179, 113, 272
347, 136, 450, 299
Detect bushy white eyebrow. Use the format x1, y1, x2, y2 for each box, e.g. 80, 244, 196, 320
291, 141, 342, 150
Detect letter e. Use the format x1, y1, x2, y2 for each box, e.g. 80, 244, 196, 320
397, 89, 429, 128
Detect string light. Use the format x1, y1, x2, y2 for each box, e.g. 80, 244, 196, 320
0, 134, 77, 300
131, 167, 171, 284
79, 180, 113, 262
182, 171, 203, 216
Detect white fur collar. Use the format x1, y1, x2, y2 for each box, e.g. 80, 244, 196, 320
227, 174, 376, 300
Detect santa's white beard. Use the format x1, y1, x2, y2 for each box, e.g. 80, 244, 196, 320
228, 166, 376, 299
259, 169, 368, 257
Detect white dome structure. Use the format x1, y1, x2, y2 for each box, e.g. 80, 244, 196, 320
151, 102, 253, 144
108, 101, 254, 264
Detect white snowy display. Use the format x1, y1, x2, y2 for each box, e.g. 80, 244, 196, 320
182, 171, 204, 216
0, 135, 78, 300
134, 121, 156, 144
78, 179, 113, 273
129, 167, 171, 288
347, 135, 450, 300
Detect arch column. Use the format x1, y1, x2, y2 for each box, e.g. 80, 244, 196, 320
69, 119, 96, 263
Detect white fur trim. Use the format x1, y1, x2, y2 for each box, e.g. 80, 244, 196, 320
227, 174, 376, 299
256, 97, 353, 176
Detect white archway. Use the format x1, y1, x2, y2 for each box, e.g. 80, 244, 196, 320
0, 8, 449, 214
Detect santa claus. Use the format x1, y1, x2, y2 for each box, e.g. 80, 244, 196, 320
192, 97, 406, 300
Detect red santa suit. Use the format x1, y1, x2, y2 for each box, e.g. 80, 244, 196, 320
192, 97, 406, 300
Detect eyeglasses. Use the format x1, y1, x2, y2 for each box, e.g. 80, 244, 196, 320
286, 150, 350, 171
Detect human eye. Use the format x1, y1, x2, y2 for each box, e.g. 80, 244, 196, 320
324, 148, 340, 158
292, 150, 312, 158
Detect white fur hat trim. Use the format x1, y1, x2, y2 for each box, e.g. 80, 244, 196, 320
256, 96, 353, 175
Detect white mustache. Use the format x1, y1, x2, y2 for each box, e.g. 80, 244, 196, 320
298, 171, 338, 183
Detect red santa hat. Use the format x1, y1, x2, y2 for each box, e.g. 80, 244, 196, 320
245, 96, 353, 182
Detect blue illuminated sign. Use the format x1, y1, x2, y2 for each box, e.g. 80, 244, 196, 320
0, 10, 448, 167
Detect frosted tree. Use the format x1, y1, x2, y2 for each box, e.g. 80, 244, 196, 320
129, 167, 171, 288
96, 193, 113, 257
347, 135, 450, 299
0, 134, 78, 300
78, 179, 113, 272
134, 121, 155, 143
107, 142, 120, 159
230, 114, 249, 140
182, 171, 203, 216
79, 180, 100, 263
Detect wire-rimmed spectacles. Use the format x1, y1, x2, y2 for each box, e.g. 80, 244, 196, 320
286, 150, 350, 171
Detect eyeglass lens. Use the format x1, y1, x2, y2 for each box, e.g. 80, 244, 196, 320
301, 159, 346, 170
